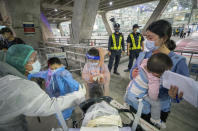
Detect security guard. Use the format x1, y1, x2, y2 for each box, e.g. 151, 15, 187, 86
124, 24, 144, 72
108, 23, 125, 75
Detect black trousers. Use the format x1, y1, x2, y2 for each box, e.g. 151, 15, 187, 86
128, 51, 140, 70
108, 50, 121, 72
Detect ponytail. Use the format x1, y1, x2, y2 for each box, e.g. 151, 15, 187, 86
166, 39, 176, 51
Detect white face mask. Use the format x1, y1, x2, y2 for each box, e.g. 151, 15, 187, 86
29, 60, 41, 74
91, 62, 99, 66
145, 39, 159, 51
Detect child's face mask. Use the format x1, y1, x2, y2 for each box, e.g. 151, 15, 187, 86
89, 59, 99, 66
91, 62, 99, 66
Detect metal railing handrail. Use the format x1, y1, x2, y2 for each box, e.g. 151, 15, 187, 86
174, 50, 198, 54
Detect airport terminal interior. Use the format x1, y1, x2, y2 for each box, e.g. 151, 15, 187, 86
0, 0, 198, 131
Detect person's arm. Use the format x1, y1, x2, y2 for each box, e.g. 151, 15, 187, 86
127, 35, 131, 55
141, 35, 145, 51
175, 59, 189, 77
28, 70, 48, 80
22, 80, 85, 116
108, 35, 112, 51
121, 35, 125, 51
130, 60, 139, 80
168, 58, 189, 103
16, 38, 25, 44
129, 51, 147, 80
100, 64, 110, 96
98, 48, 108, 67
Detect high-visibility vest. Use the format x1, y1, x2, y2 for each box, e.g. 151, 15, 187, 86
110, 33, 122, 50
129, 34, 141, 50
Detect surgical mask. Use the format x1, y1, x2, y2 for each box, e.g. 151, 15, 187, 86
90, 62, 99, 66
115, 29, 120, 33
50, 69, 56, 74
114, 28, 120, 32
137, 29, 140, 33
29, 60, 41, 74
145, 39, 159, 51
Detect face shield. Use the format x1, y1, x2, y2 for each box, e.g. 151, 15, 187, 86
26, 51, 41, 74
86, 53, 100, 65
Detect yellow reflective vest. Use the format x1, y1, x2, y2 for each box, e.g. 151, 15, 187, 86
129, 33, 141, 50
110, 33, 123, 50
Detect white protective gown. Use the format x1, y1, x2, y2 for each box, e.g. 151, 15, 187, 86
0, 74, 85, 131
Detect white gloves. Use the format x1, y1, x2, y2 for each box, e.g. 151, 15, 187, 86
74, 84, 86, 104
93, 75, 104, 81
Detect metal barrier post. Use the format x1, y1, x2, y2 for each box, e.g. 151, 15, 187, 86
60, 47, 69, 68
188, 52, 194, 68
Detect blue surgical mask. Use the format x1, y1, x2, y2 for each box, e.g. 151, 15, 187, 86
145, 39, 159, 51
29, 60, 41, 74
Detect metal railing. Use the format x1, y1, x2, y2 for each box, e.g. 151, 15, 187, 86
47, 37, 70, 44
174, 50, 198, 80
81, 39, 108, 46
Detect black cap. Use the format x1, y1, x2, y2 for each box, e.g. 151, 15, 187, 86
114, 23, 120, 28
1, 27, 13, 34
133, 24, 141, 29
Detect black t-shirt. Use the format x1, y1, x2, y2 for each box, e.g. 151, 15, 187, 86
127, 32, 144, 51
0, 37, 25, 50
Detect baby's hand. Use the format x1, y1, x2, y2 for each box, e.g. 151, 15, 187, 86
99, 75, 105, 83
132, 68, 139, 78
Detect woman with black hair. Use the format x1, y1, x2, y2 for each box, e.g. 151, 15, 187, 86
126, 19, 189, 123
1, 27, 25, 50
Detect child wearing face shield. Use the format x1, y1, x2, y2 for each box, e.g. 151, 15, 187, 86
82, 47, 110, 99
28, 57, 80, 122
125, 53, 173, 129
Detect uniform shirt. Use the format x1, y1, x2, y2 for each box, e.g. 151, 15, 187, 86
127, 32, 144, 52
108, 32, 125, 52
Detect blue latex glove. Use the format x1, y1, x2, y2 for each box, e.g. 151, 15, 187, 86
27, 74, 32, 80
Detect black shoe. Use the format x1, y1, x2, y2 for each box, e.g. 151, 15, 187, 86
113, 71, 120, 75
124, 69, 130, 72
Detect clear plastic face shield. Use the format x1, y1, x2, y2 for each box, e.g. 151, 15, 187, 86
86, 53, 100, 66
26, 51, 41, 74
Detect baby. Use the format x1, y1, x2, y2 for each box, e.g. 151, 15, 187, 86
125, 53, 173, 128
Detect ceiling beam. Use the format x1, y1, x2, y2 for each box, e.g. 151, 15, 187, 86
57, 11, 72, 18
99, 0, 157, 11
49, 10, 65, 17
42, 3, 73, 11
47, 17, 69, 21
51, 0, 59, 4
